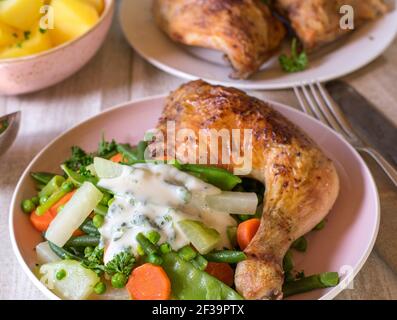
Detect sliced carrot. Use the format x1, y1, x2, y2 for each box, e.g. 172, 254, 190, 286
237, 218, 260, 250
30, 210, 56, 232
30, 191, 83, 235
126, 263, 171, 300
72, 228, 85, 237
205, 262, 234, 287
49, 191, 76, 215
110, 153, 123, 163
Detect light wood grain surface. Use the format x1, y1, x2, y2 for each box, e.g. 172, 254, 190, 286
1, 7, 397, 300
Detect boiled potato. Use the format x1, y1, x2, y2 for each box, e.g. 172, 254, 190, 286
0, 25, 52, 59
83, 0, 104, 14
40, 260, 99, 300
0, 0, 44, 30
0, 21, 20, 47
49, 0, 99, 46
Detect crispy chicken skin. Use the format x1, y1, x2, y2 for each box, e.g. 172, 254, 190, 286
154, 80, 340, 299
153, 0, 286, 79
275, 0, 389, 50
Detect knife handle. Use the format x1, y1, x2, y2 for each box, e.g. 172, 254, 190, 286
362, 147, 397, 187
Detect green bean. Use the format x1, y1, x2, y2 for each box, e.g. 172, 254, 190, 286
162, 252, 242, 300
99, 192, 112, 207
94, 204, 108, 216
48, 241, 82, 261
136, 233, 158, 255
191, 255, 208, 271
116, 144, 138, 164
146, 230, 161, 245
283, 272, 339, 297
61, 164, 98, 186
80, 219, 99, 235
291, 236, 307, 252
180, 164, 242, 191
204, 250, 246, 263
159, 242, 172, 254
36, 187, 68, 216
38, 175, 65, 198
178, 245, 197, 261
146, 253, 163, 265
64, 235, 100, 248
30, 172, 56, 186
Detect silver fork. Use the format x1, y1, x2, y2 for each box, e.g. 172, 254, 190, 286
294, 81, 397, 187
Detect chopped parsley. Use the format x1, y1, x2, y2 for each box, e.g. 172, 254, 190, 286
24, 31, 31, 40
279, 38, 309, 73
64, 146, 94, 172
105, 250, 135, 277
81, 246, 105, 274
97, 134, 118, 158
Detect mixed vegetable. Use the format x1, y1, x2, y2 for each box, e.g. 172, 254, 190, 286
22, 136, 339, 300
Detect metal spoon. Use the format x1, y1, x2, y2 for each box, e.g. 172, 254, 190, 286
0, 111, 20, 156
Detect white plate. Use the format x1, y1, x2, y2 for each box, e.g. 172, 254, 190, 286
119, 0, 397, 90
10, 95, 379, 300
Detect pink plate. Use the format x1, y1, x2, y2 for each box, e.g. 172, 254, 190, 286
9, 96, 380, 300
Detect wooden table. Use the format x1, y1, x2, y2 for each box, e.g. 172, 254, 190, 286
1, 11, 396, 300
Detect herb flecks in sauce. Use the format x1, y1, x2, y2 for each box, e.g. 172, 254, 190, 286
98, 164, 237, 263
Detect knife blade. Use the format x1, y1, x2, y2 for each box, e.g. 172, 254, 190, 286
325, 80, 397, 167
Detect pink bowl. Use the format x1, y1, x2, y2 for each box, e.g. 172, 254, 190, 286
0, 0, 114, 96
9, 96, 380, 300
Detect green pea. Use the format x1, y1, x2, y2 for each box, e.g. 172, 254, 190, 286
61, 181, 74, 193
21, 199, 36, 214
146, 230, 161, 245
93, 214, 104, 228
191, 255, 208, 271
94, 282, 106, 295
39, 195, 48, 205
136, 244, 145, 256
31, 196, 40, 206
111, 273, 127, 288
146, 253, 163, 265
56, 269, 66, 280
159, 243, 172, 254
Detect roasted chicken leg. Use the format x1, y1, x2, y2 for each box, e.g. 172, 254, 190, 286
154, 80, 340, 299
275, 0, 389, 49
153, 0, 286, 79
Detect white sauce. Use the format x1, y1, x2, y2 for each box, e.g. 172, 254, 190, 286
98, 164, 237, 263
